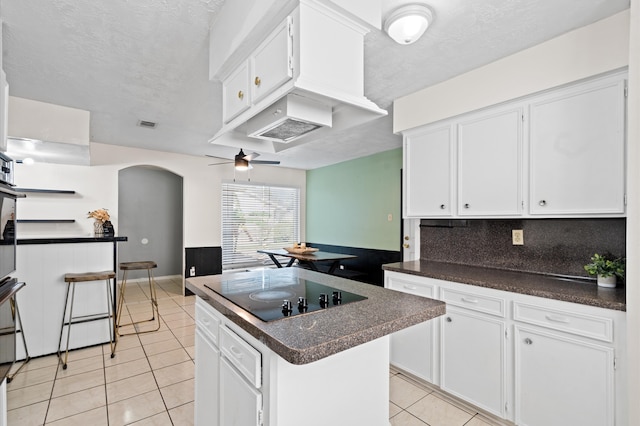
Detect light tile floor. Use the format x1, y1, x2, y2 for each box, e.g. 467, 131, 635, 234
7, 276, 505, 426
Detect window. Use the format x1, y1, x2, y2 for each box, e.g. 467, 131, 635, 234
222, 182, 300, 269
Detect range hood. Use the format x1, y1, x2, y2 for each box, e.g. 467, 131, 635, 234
245, 94, 332, 143
209, 0, 387, 154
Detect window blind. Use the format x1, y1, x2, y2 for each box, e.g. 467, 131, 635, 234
222, 182, 300, 269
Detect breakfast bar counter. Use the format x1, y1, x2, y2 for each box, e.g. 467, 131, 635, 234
14, 236, 128, 358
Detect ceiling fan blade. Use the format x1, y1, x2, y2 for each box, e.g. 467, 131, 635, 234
244, 151, 261, 161
251, 160, 281, 165
208, 161, 233, 166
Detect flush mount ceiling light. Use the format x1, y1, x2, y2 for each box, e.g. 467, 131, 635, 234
384, 4, 433, 45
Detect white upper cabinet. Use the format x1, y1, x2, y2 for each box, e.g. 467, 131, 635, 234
223, 62, 251, 123
529, 76, 626, 215
404, 125, 454, 218
402, 71, 626, 219
457, 107, 522, 216
250, 17, 293, 105
222, 17, 293, 124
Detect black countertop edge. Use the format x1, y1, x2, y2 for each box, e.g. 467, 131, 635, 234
18, 236, 128, 245
383, 260, 626, 312
186, 268, 446, 365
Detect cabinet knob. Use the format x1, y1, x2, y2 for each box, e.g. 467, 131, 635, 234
237, 90, 244, 100
404, 236, 410, 241
446, 317, 452, 322
524, 338, 533, 345
403, 243, 410, 249
440, 204, 446, 209
539, 200, 547, 206
254, 76, 261, 86
464, 203, 470, 209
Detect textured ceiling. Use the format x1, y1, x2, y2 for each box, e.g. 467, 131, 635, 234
0, 0, 630, 169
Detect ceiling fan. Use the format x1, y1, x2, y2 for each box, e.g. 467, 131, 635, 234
207, 149, 280, 170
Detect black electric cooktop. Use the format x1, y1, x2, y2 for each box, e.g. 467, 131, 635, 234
204, 270, 367, 322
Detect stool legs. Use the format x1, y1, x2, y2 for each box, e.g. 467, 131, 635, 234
58, 278, 116, 369
116, 267, 160, 337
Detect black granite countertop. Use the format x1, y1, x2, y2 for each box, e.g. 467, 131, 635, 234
383, 260, 626, 312
186, 268, 445, 365
18, 236, 128, 245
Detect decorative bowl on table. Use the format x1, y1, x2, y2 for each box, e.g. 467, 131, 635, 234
284, 246, 319, 254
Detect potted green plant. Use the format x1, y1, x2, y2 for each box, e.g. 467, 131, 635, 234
584, 253, 625, 288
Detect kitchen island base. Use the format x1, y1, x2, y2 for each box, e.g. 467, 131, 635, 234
195, 296, 391, 426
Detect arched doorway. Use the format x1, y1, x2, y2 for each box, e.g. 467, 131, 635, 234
118, 166, 184, 282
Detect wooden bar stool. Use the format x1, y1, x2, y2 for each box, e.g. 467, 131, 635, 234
57, 271, 116, 370
116, 261, 160, 337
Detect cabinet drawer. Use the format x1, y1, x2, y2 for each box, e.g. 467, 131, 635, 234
220, 325, 262, 388
387, 276, 436, 298
513, 301, 613, 342
195, 300, 221, 347
441, 288, 505, 318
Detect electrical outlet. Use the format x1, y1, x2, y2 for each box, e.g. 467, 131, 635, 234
387, 214, 393, 222
512, 229, 524, 246
190, 266, 196, 277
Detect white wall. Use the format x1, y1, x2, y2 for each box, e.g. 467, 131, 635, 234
14, 142, 307, 248
393, 10, 631, 132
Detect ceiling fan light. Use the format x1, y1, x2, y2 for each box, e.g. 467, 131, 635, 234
384, 4, 433, 45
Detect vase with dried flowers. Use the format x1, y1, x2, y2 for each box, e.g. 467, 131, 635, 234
87, 208, 110, 236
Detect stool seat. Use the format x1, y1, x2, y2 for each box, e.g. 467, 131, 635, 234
65, 271, 116, 282
119, 261, 157, 271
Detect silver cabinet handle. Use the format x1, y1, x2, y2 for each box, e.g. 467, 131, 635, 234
461, 297, 479, 304
440, 204, 446, 209
464, 203, 470, 209
545, 314, 570, 323
446, 317, 452, 322
524, 338, 533, 345
539, 200, 547, 206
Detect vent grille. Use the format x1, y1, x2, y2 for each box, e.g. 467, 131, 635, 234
137, 120, 157, 129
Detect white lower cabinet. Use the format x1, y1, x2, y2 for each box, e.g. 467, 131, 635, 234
387, 273, 437, 382
220, 357, 263, 426
195, 329, 220, 426
514, 326, 614, 426
441, 307, 507, 418
385, 271, 626, 425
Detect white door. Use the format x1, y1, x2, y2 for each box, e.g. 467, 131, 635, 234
514, 326, 614, 426
529, 78, 625, 215
440, 307, 507, 417
458, 107, 522, 216
195, 329, 220, 426
404, 125, 454, 217
220, 357, 262, 426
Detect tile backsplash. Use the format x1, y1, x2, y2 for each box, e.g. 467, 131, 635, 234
420, 218, 626, 277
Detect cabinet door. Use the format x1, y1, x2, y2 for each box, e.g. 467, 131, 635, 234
222, 61, 250, 123
387, 274, 437, 383
440, 307, 506, 417
220, 357, 262, 426
514, 326, 614, 426
404, 126, 454, 217
458, 107, 522, 216
529, 78, 626, 215
195, 329, 220, 426
251, 17, 293, 104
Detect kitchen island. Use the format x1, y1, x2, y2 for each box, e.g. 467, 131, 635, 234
15, 236, 127, 358
186, 267, 445, 426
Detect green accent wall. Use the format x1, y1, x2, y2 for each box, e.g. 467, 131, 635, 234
306, 148, 402, 251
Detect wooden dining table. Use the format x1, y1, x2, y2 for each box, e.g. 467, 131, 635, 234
257, 248, 357, 275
